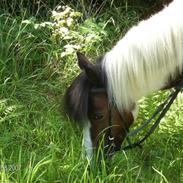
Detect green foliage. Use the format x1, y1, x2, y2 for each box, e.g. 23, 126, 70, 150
50, 5, 82, 58
47, 6, 108, 61
0, 0, 183, 183
0, 14, 52, 82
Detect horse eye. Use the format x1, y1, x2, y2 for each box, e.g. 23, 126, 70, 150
92, 113, 104, 120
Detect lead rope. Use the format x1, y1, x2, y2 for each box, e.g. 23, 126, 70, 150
121, 79, 183, 151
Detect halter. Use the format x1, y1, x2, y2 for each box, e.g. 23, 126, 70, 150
106, 78, 183, 156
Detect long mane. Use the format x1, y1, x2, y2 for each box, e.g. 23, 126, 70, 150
103, 0, 183, 112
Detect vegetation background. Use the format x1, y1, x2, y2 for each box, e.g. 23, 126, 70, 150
0, 0, 182, 182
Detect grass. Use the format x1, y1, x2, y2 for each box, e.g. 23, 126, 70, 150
0, 1, 183, 182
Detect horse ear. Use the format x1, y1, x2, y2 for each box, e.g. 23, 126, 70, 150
76, 52, 100, 85
77, 52, 90, 70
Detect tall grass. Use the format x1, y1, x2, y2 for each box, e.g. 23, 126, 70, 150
0, 1, 183, 182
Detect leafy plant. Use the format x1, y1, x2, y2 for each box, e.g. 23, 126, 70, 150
45, 6, 108, 63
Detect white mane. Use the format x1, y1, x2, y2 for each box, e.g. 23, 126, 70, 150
103, 0, 183, 112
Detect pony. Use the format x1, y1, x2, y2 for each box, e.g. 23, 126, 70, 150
64, 0, 183, 159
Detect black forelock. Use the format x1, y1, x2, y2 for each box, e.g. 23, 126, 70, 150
64, 72, 91, 126
64, 55, 106, 126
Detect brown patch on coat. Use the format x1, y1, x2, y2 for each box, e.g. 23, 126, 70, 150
88, 90, 134, 152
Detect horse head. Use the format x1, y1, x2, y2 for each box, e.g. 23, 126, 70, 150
65, 52, 136, 158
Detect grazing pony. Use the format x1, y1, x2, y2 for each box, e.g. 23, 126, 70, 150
65, 0, 183, 158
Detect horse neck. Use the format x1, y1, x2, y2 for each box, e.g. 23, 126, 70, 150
103, 0, 183, 112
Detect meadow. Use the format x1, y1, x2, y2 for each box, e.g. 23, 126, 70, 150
0, 0, 183, 182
